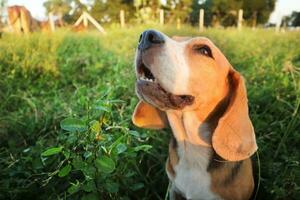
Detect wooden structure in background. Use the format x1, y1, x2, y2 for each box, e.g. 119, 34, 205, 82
120, 10, 125, 28
48, 12, 55, 31
73, 11, 106, 34
199, 9, 204, 32
39, 18, 64, 32
237, 9, 243, 30
160, 9, 164, 25
275, 17, 282, 32
6, 5, 60, 34
7, 5, 32, 34
176, 18, 181, 30
5, 7, 284, 34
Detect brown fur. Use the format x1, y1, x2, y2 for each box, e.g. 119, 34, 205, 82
166, 136, 179, 179
132, 31, 257, 199
209, 157, 254, 200
132, 101, 167, 129
203, 71, 255, 199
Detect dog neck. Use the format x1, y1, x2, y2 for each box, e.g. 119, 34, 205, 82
166, 83, 230, 148
166, 109, 211, 147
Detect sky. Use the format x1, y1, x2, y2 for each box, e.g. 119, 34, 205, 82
6, 0, 300, 24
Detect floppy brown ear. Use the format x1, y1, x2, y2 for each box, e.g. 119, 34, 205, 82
132, 101, 167, 129
212, 70, 257, 161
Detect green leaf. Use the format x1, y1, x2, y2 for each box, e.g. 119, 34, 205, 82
116, 143, 127, 154
58, 164, 72, 177
133, 145, 152, 152
81, 193, 99, 200
67, 180, 80, 194
67, 134, 77, 144
90, 120, 100, 133
60, 118, 87, 132
83, 151, 93, 159
82, 180, 96, 192
72, 157, 87, 170
105, 181, 119, 193
130, 182, 144, 191
41, 147, 63, 156
63, 151, 70, 159
95, 105, 110, 112
32, 157, 43, 169
129, 130, 140, 137
95, 156, 115, 174
82, 165, 96, 179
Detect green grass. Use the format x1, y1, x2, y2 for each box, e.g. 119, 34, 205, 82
0, 26, 299, 199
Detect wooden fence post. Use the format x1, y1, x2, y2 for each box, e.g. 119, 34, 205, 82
237, 9, 243, 30
74, 14, 84, 26
199, 9, 204, 32
160, 9, 164, 25
176, 18, 181, 30
275, 17, 281, 32
120, 10, 125, 28
83, 13, 88, 27
49, 12, 55, 32
84, 12, 106, 34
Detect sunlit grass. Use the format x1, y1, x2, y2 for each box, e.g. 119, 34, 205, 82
0, 26, 299, 199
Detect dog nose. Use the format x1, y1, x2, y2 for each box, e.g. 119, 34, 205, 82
138, 30, 165, 51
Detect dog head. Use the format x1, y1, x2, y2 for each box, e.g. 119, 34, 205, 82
132, 30, 257, 161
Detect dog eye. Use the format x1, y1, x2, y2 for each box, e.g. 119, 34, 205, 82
194, 45, 213, 58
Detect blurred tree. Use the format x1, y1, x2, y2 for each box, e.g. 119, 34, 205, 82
190, 0, 275, 27
133, 0, 162, 23
289, 11, 300, 26
242, 0, 276, 27
210, 0, 243, 26
65, 0, 88, 23
166, 0, 193, 23
221, 0, 243, 26
190, 0, 212, 26
44, 0, 72, 25
190, 0, 243, 27
91, 0, 135, 24
280, 15, 289, 28
0, 0, 6, 12
0, 0, 7, 26
190, 0, 202, 25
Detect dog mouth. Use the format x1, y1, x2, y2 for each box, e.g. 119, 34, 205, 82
138, 62, 156, 82
136, 60, 194, 110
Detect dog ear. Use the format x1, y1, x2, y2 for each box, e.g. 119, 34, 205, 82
132, 101, 167, 129
212, 70, 257, 161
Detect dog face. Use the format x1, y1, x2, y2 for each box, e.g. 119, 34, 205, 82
135, 30, 230, 111
133, 30, 257, 162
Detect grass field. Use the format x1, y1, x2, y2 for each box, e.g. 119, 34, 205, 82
0, 26, 299, 199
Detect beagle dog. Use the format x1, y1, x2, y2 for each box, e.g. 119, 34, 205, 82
132, 30, 257, 200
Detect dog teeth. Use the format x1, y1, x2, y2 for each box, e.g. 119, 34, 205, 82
140, 76, 155, 82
